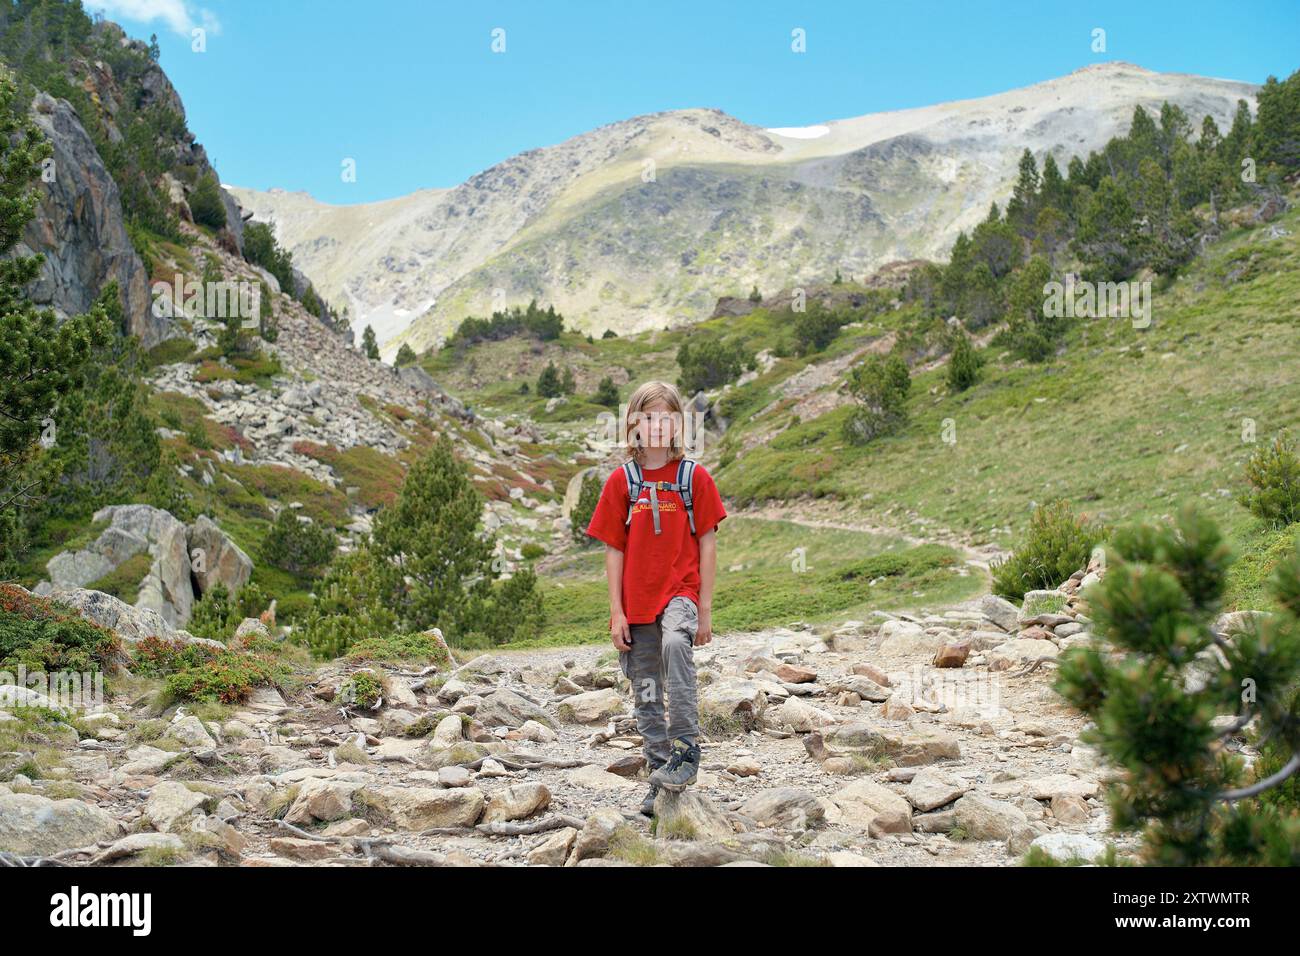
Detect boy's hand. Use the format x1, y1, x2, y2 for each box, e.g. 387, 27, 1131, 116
610, 611, 632, 651
695, 606, 713, 646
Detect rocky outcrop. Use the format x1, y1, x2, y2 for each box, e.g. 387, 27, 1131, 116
40, 506, 251, 629
30, 585, 223, 649
188, 514, 253, 597
18, 93, 162, 345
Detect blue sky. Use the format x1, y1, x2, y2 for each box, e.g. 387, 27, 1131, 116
88, 0, 1300, 205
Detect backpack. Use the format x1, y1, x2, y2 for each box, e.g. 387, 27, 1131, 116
623, 458, 698, 536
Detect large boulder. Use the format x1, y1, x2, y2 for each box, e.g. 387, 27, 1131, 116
63, 505, 194, 628
187, 514, 253, 596
0, 793, 121, 856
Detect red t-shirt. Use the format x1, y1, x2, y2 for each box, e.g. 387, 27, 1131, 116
585, 459, 727, 624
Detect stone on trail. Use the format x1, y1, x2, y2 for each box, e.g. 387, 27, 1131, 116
556, 687, 625, 723
146, 781, 207, 832
830, 779, 913, 835
0, 793, 121, 856
474, 688, 554, 729
270, 837, 339, 863
284, 778, 358, 825
774, 663, 817, 684
829, 674, 892, 701
528, 826, 577, 866
932, 642, 970, 668
739, 787, 825, 828
827, 721, 961, 766
653, 790, 734, 842
878, 620, 945, 656
168, 714, 217, 750
904, 767, 970, 811
565, 764, 639, 791
952, 792, 1030, 841
566, 807, 625, 865
699, 679, 767, 731
432, 713, 464, 747
1030, 832, 1107, 864
482, 782, 551, 823
771, 695, 837, 732
361, 786, 485, 829
437, 766, 473, 788
987, 638, 1058, 671
979, 594, 1020, 632
1051, 794, 1092, 824
850, 662, 892, 686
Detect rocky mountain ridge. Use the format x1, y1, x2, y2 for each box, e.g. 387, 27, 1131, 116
232, 62, 1257, 356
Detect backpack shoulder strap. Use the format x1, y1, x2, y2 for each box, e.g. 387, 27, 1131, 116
622, 460, 643, 526
676, 458, 698, 535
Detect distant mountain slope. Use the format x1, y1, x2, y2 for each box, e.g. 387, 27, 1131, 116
230, 62, 1257, 356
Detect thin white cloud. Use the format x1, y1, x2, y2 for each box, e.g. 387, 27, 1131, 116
88, 0, 221, 38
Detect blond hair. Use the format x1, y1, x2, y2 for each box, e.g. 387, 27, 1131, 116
624, 380, 687, 464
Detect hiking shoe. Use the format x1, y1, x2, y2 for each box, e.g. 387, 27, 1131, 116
649, 738, 700, 792
639, 782, 660, 817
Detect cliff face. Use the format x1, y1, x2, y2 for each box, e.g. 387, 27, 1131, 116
18, 92, 162, 344
8, 19, 247, 346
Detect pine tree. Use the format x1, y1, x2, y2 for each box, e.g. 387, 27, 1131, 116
570, 470, 602, 544
1056, 507, 1300, 865
537, 362, 562, 398
592, 376, 618, 408
370, 436, 496, 635
395, 343, 417, 367
189, 174, 227, 231
946, 328, 981, 392
1007, 148, 1040, 233
361, 325, 379, 360
843, 353, 911, 444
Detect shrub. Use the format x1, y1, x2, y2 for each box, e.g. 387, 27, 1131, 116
340, 670, 383, 709
1239, 434, 1300, 528
345, 631, 452, 666
261, 509, 336, 575
991, 501, 1105, 601
189, 175, 227, 231
946, 329, 982, 392
161, 648, 286, 705
187, 583, 269, 643
677, 338, 750, 393
842, 354, 910, 444
593, 376, 619, 408
793, 304, 843, 355
537, 362, 563, 398
570, 470, 602, 544
395, 343, 417, 367
0, 584, 120, 677
1055, 508, 1300, 864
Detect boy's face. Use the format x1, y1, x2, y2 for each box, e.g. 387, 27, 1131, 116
633, 400, 677, 450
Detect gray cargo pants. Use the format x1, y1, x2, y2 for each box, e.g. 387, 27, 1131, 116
619, 595, 700, 768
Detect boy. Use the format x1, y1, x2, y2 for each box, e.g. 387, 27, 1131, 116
585, 381, 726, 816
